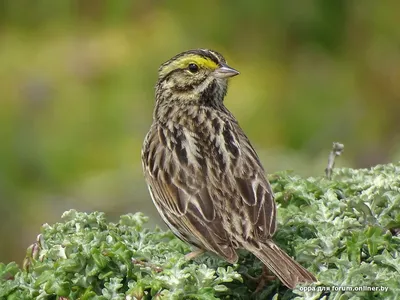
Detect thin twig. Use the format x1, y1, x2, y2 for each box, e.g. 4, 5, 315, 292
325, 142, 344, 179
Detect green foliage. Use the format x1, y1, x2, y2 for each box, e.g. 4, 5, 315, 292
1, 163, 400, 299
271, 163, 400, 299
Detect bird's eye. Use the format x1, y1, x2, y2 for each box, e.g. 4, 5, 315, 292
188, 63, 199, 73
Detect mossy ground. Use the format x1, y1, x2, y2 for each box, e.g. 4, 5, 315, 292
1, 163, 400, 299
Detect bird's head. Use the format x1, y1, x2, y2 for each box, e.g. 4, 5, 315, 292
156, 49, 239, 106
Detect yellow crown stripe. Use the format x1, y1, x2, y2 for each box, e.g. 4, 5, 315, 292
160, 54, 219, 77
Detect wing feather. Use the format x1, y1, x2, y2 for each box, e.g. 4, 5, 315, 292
228, 118, 277, 239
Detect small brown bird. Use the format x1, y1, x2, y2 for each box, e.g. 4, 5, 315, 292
141, 49, 316, 289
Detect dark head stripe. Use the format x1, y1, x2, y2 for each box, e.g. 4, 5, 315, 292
160, 49, 225, 71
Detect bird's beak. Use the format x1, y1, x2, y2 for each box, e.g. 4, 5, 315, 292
214, 64, 240, 79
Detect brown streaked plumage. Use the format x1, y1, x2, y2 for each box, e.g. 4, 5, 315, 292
141, 49, 316, 289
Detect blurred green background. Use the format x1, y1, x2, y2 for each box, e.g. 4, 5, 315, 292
1, 0, 400, 264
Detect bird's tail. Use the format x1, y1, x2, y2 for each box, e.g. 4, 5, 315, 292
245, 240, 316, 289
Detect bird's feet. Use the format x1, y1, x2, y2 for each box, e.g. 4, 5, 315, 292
184, 249, 205, 261
244, 265, 276, 296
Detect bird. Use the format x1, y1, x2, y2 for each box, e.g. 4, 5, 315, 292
141, 49, 316, 289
